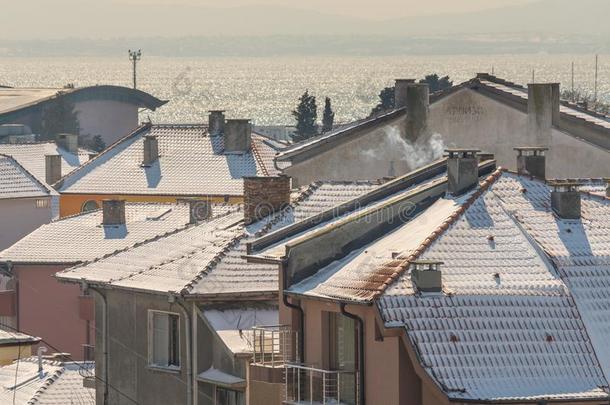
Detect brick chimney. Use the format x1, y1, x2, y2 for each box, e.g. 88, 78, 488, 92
394, 79, 416, 109
410, 260, 443, 293
224, 119, 252, 154
446, 149, 480, 195
549, 181, 581, 219
404, 83, 429, 142
208, 110, 226, 136
45, 155, 62, 185
179, 199, 213, 224
142, 135, 159, 167
243, 176, 291, 224
527, 83, 560, 146
102, 200, 126, 226
514, 147, 548, 179
56, 133, 79, 154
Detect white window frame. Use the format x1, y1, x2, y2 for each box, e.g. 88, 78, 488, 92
147, 310, 181, 371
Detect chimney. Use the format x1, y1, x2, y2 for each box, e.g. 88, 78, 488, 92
394, 79, 416, 109
410, 260, 443, 293
404, 83, 429, 142
224, 119, 252, 154
45, 154, 62, 185
514, 147, 548, 179
527, 83, 560, 146
179, 199, 213, 224
446, 149, 480, 195
549, 180, 581, 219
243, 175, 291, 224
142, 135, 159, 166
606, 179, 610, 198
208, 110, 226, 136
56, 133, 79, 154
102, 199, 126, 226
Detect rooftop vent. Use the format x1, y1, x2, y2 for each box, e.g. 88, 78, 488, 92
224, 119, 252, 154
142, 135, 159, 167
56, 133, 79, 154
394, 79, 416, 109
208, 110, 226, 136
45, 154, 62, 185
179, 199, 213, 224
514, 146, 548, 179
243, 175, 291, 224
410, 260, 443, 293
445, 149, 480, 196
549, 180, 581, 219
102, 199, 126, 226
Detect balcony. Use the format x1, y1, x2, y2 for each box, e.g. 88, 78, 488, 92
252, 325, 299, 367
284, 363, 359, 405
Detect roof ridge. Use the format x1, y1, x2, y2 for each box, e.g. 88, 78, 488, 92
250, 138, 269, 176
28, 364, 66, 404
372, 168, 505, 300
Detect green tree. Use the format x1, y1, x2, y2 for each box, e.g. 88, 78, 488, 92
292, 90, 317, 142
420, 74, 453, 93
321, 97, 335, 133
370, 86, 395, 116
39, 93, 80, 141
81, 134, 106, 152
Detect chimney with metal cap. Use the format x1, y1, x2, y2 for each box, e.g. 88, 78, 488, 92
549, 180, 581, 219
446, 149, 480, 195
45, 155, 62, 185
142, 135, 159, 166
410, 260, 443, 293
243, 175, 291, 224
527, 83, 560, 146
179, 199, 213, 224
208, 110, 226, 136
224, 119, 252, 154
102, 199, 126, 226
394, 79, 416, 109
404, 83, 429, 142
56, 133, 79, 154
514, 147, 548, 179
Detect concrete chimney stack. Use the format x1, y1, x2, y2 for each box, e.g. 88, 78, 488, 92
142, 135, 159, 167
243, 175, 291, 224
179, 199, 213, 224
549, 181, 581, 219
102, 199, 126, 226
394, 79, 416, 109
446, 149, 480, 196
527, 83, 560, 146
404, 83, 430, 142
208, 110, 226, 136
45, 155, 62, 185
224, 119, 252, 154
410, 260, 443, 293
56, 133, 79, 154
514, 147, 548, 179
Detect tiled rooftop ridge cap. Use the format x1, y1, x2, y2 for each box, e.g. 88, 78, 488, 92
371, 167, 506, 301
250, 138, 269, 176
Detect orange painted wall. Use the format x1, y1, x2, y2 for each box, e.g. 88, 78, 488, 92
59, 194, 243, 217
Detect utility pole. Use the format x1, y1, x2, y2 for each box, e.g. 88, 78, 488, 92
128, 49, 142, 90
571, 61, 575, 101
532, 69, 535, 83
594, 54, 598, 103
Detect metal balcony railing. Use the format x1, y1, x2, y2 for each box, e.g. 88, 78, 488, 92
284, 363, 359, 405
252, 325, 299, 367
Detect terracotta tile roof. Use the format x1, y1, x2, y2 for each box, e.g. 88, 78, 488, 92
58, 124, 281, 196
0, 154, 50, 199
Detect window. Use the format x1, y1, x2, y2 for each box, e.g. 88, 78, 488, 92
216, 387, 244, 405
148, 311, 180, 369
35, 198, 49, 209
81, 200, 100, 213
328, 312, 357, 405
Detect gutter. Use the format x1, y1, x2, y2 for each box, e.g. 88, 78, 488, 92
89, 286, 109, 405
340, 303, 365, 405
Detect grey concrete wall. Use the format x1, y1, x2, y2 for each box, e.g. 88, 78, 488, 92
0, 197, 52, 250
75, 99, 139, 146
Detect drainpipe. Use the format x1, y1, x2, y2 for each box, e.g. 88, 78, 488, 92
340, 303, 365, 405
175, 298, 193, 405
191, 302, 198, 405
282, 262, 304, 362
89, 286, 109, 405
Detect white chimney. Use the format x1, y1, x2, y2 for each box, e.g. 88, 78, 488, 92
527, 83, 560, 146
102, 200, 126, 226
142, 135, 159, 166
208, 110, 226, 136
394, 79, 415, 109
445, 149, 480, 195
514, 147, 548, 179
549, 181, 581, 219
410, 261, 443, 293
404, 83, 429, 142
224, 119, 252, 154
56, 133, 79, 154
45, 154, 62, 185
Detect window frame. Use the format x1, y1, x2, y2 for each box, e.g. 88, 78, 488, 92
81, 200, 100, 213
147, 310, 181, 371
214, 386, 244, 405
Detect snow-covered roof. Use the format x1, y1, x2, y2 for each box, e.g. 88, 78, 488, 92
0, 358, 94, 405
0, 202, 201, 264
58, 124, 281, 197
0, 142, 90, 191
197, 367, 246, 388
0, 154, 50, 200
0, 327, 40, 346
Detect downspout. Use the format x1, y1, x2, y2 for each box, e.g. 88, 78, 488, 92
282, 261, 304, 362
175, 298, 193, 405
340, 303, 365, 405
89, 286, 109, 405
191, 302, 198, 405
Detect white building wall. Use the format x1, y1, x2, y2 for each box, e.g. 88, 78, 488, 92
0, 197, 53, 250
75, 99, 139, 146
